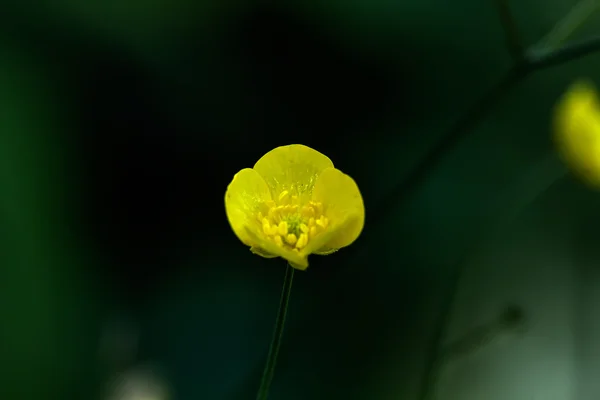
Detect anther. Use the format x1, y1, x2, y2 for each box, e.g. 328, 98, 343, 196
278, 221, 288, 236
260, 198, 329, 251
296, 233, 308, 249
286, 233, 297, 245
262, 219, 271, 235
316, 216, 328, 229
274, 235, 283, 246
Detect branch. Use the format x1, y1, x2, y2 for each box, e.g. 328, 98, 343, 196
495, 0, 525, 62
527, 35, 600, 70
536, 0, 599, 50
369, 67, 526, 229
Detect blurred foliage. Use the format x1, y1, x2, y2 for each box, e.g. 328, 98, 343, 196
1, 0, 600, 399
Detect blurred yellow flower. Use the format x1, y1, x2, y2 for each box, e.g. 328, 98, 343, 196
553, 80, 600, 187
225, 144, 365, 270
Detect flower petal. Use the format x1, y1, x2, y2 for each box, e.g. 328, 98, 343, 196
250, 246, 278, 258
554, 80, 600, 187
253, 144, 334, 197
312, 167, 365, 250
225, 168, 272, 246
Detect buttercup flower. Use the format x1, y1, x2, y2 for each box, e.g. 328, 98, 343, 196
225, 144, 365, 270
553, 80, 600, 187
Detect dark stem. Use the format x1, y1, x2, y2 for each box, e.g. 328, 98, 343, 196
255, 262, 295, 400
495, 0, 525, 62
527, 35, 600, 70
369, 66, 527, 230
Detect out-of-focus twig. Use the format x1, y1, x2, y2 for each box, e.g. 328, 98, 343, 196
495, 0, 526, 63
400, 3, 600, 400
439, 305, 526, 360
369, 4, 600, 232
527, 35, 600, 70
536, 0, 600, 50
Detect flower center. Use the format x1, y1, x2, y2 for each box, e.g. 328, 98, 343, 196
257, 190, 329, 251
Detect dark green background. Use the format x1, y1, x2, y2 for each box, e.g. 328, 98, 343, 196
1, 1, 599, 399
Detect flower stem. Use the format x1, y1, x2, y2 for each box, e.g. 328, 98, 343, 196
255, 262, 295, 400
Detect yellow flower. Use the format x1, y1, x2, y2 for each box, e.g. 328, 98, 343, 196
553, 80, 600, 187
224, 144, 365, 270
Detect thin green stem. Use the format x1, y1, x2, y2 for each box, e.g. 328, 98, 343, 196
255, 262, 295, 400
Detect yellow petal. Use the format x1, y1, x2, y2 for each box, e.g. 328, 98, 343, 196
253, 144, 334, 197
553, 80, 600, 187
225, 168, 272, 246
250, 247, 278, 258
312, 167, 365, 250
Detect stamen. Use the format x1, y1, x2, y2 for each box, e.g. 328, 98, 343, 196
277, 221, 288, 236
273, 235, 283, 246
262, 218, 271, 235
260, 192, 329, 251
286, 233, 297, 245
316, 216, 329, 229
296, 233, 308, 249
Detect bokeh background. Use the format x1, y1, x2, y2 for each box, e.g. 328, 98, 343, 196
1, 0, 600, 399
